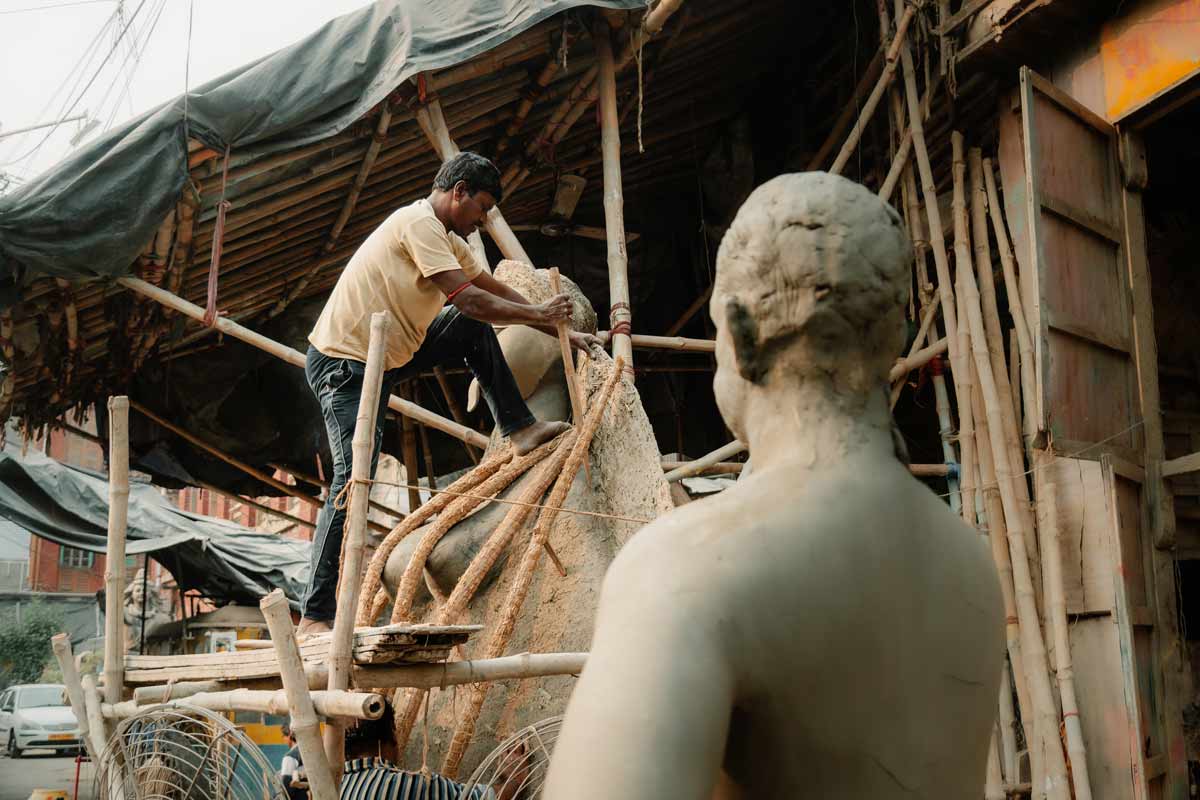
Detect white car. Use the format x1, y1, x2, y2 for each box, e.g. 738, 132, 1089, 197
0, 683, 82, 758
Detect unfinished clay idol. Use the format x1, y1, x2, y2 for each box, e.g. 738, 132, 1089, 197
546, 172, 1004, 798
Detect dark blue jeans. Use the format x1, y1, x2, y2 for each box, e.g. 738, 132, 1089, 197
300, 306, 535, 622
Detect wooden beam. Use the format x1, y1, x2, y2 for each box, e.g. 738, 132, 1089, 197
807, 48, 885, 172
117, 277, 490, 450
1163, 452, 1200, 479
664, 440, 747, 483
595, 21, 634, 373
194, 478, 315, 531
103, 396, 129, 709
267, 462, 406, 521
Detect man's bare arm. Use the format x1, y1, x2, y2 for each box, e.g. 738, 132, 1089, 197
429, 269, 569, 327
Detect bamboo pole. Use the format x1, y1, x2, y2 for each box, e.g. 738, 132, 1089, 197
957, 137, 1069, 799
985, 729, 1005, 800
398, 383, 423, 514
441, 358, 624, 776
323, 311, 389, 782
432, 366, 480, 464
952, 156, 978, 526
967, 145, 1042, 607
82, 674, 109, 758
983, 159, 1037, 443
970, 355, 1032, 751
548, 267, 590, 483
105, 688, 385, 721
260, 589, 338, 800
807, 49, 885, 171
622, 333, 713, 353
890, 293, 941, 408
892, 0, 961, 380
51, 633, 96, 759
664, 440, 747, 482
595, 21, 633, 373
413, 83, 533, 266
267, 462, 406, 522
194, 479, 315, 532
130, 400, 321, 511
1042, 489, 1093, 800
829, 5, 915, 175
997, 660, 1019, 784
104, 396, 129, 708
889, 336, 948, 382
117, 277, 490, 450
929, 359, 962, 516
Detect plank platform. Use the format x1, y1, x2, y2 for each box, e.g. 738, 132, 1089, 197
123, 623, 480, 685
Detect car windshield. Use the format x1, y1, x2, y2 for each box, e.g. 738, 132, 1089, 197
17, 687, 67, 709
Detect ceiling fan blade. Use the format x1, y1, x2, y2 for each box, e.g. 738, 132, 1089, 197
570, 224, 640, 243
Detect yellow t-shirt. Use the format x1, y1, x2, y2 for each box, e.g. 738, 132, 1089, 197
308, 199, 483, 370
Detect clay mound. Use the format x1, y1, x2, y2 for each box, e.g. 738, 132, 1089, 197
395, 355, 671, 777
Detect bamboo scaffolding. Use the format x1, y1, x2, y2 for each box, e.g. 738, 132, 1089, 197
890, 294, 942, 408
892, 0, 961, 381
194, 479, 315, 531
807, 49, 885, 171
952, 157, 978, 526
103, 689, 385, 721
829, 5, 915, 176
997, 660, 1019, 784
928, 359, 962, 515
51, 633, 96, 759
104, 396, 129, 709
130, 400, 321, 511
323, 311, 389, 781
413, 83, 532, 265
260, 590, 338, 800
266, 462, 405, 522
986, 729, 1005, 800
270, 105, 394, 318
595, 21, 634, 372
983, 159, 1037, 442
82, 674, 109, 757
389, 441, 576, 748
441, 358, 624, 776
955, 133, 1069, 800
548, 267, 590, 484
1042, 489, 1093, 800
664, 440, 747, 482
967, 146, 1042, 605
618, 333, 713, 353
117, 277, 490, 449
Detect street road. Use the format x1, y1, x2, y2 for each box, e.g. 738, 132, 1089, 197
0, 749, 94, 800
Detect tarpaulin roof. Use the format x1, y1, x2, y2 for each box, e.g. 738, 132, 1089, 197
0, 442, 311, 607
0, 0, 641, 284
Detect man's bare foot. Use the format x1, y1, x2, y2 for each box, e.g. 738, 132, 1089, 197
296, 618, 331, 640
510, 420, 571, 455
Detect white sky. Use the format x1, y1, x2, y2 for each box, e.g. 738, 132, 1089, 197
0, 0, 374, 188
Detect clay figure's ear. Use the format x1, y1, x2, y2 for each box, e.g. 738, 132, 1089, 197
725, 298, 765, 384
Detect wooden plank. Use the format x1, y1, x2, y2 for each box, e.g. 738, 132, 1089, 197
1068, 619, 1138, 800
1162, 451, 1200, 478
1042, 191, 1122, 244
1046, 310, 1132, 355
124, 646, 455, 685
1035, 456, 1115, 616
1051, 438, 1143, 468
1027, 67, 1113, 135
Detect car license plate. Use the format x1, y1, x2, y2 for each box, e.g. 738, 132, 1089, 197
49, 733, 72, 741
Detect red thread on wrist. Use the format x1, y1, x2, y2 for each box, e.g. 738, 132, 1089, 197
446, 281, 473, 302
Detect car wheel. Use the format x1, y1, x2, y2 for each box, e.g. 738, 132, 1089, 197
7, 732, 21, 759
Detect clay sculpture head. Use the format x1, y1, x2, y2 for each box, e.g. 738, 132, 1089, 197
711, 171, 911, 442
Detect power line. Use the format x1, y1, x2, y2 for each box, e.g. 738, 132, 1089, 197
0, 0, 113, 14
0, 0, 149, 169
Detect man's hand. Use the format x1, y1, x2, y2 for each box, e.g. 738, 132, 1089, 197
535, 293, 573, 324
568, 330, 603, 353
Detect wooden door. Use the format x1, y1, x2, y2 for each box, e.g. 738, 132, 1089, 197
1017, 66, 1142, 458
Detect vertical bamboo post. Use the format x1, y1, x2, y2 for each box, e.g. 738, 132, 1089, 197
953, 184, 978, 526
997, 660, 1019, 784
399, 382, 422, 513
260, 590, 338, 800
323, 311, 390, 782
955, 135, 1070, 800
548, 267, 590, 481
81, 674, 108, 759
104, 396, 129, 707
968, 145, 1042, 601
983, 159, 1037, 443
985, 729, 1005, 800
1009, 330, 1022, 432
51, 633, 95, 760
1042, 489, 1094, 800
892, 0, 959, 372
594, 21, 633, 373
929, 358, 963, 516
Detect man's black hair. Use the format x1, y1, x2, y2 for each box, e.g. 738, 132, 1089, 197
433, 151, 503, 204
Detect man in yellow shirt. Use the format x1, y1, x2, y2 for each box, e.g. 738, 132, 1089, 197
300, 152, 597, 634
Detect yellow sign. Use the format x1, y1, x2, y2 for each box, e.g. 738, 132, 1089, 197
1102, 0, 1200, 120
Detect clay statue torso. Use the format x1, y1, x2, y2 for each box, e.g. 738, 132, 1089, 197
547, 450, 1002, 799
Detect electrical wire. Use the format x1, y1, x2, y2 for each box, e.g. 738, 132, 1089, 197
0, 0, 112, 14
1, 0, 149, 169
